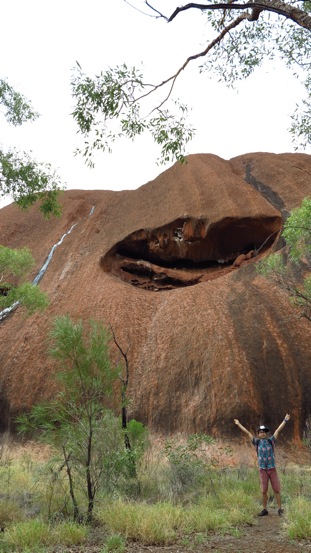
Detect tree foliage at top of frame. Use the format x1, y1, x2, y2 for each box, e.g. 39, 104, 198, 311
0, 78, 63, 217
0, 78, 39, 126
0, 148, 63, 217
71, 62, 195, 167
71, 1, 311, 167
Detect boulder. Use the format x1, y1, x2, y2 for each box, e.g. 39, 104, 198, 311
0, 152, 310, 440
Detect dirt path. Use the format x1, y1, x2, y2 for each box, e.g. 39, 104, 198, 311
126, 511, 310, 553
199, 511, 309, 552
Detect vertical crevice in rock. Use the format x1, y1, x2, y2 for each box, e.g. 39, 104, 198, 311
244, 162, 289, 218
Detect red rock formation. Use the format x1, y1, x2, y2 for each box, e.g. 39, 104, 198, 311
0, 153, 310, 440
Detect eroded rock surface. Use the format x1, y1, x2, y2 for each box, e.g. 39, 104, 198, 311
0, 153, 310, 439
102, 215, 281, 290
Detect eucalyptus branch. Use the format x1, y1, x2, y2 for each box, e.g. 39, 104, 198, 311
135, 12, 249, 112
72, 1, 311, 163
168, 1, 311, 30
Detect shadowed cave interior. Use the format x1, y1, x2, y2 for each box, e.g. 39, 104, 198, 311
101, 216, 282, 291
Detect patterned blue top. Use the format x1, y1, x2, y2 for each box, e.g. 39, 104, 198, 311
252, 435, 276, 469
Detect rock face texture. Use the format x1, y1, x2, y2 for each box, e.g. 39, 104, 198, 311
0, 153, 310, 440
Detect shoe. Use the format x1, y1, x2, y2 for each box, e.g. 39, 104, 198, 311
278, 508, 284, 516
258, 509, 269, 516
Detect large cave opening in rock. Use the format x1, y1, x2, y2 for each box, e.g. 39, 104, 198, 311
101, 216, 282, 291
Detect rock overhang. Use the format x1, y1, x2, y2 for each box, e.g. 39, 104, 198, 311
101, 214, 282, 290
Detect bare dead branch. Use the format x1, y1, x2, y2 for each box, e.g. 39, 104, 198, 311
110, 325, 133, 449
110, 325, 130, 385
145, 1, 168, 19
254, 229, 282, 256
123, 0, 159, 18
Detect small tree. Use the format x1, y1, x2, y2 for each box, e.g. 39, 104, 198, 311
258, 197, 311, 321
0, 245, 49, 315
17, 315, 123, 523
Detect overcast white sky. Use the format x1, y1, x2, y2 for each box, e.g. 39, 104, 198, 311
0, 0, 309, 208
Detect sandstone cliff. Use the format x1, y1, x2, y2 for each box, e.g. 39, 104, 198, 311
0, 153, 310, 440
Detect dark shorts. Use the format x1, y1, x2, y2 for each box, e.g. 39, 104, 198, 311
259, 468, 281, 493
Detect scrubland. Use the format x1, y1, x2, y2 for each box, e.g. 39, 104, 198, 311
0, 434, 310, 552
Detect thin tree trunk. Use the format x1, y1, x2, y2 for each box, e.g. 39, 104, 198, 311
62, 446, 80, 521
86, 425, 94, 523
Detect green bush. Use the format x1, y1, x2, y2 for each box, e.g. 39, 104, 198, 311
163, 434, 216, 499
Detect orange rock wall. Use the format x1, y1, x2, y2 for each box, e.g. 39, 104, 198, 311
0, 153, 310, 440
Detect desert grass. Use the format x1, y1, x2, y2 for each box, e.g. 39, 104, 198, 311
102, 534, 126, 553
285, 496, 311, 539
95, 471, 258, 545
0, 519, 87, 552
0, 438, 310, 551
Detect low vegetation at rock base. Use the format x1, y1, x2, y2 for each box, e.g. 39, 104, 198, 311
0, 437, 310, 552
0, 312, 310, 551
